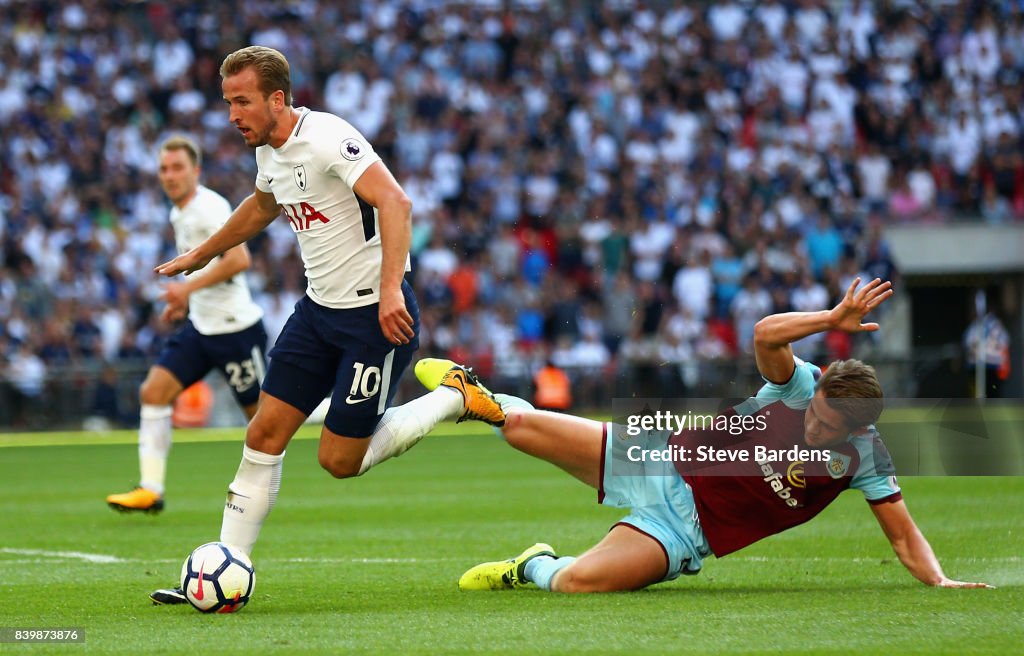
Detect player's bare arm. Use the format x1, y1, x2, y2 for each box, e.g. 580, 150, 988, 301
871, 499, 992, 588
155, 188, 279, 277
159, 244, 253, 323
753, 277, 893, 383
352, 161, 415, 346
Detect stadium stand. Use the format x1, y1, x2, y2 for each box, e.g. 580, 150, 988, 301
0, 0, 1021, 426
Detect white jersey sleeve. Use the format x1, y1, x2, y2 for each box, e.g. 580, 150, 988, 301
170, 186, 264, 335
254, 109, 409, 309
323, 128, 379, 190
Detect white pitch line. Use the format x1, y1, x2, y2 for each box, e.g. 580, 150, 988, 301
0, 551, 454, 566
271, 557, 457, 564
4, 550, 1012, 567
0, 548, 125, 563
734, 556, 1021, 563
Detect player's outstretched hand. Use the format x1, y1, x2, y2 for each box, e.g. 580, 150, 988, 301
379, 286, 415, 346
936, 578, 994, 589
155, 249, 213, 277
828, 277, 893, 333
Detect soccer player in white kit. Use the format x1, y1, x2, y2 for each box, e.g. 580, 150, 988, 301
107, 136, 267, 515
150, 47, 503, 604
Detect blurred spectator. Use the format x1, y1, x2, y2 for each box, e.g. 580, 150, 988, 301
5, 340, 47, 427
419, 233, 458, 280
533, 359, 572, 412
731, 275, 773, 356
981, 182, 1013, 224
804, 214, 844, 278
889, 171, 925, 221
964, 309, 1011, 398
673, 250, 713, 321
857, 142, 892, 212
0, 0, 1016, 418
84, 364, 128, 431
448, 257, 480, 314
790, 271, 830, 359
711, 243, 745, 318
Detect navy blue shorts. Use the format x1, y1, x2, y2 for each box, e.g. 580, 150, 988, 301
263, 281, 420, 437
156, 319, 268, 407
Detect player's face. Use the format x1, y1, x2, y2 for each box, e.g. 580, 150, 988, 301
803, 391, 850, 448
157, 148, 199, 206
222, 67, 279, 148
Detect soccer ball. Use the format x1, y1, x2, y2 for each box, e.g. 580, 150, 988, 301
180, 542, 255, 613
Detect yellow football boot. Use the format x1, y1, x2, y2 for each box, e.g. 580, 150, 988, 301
458, 543, 556, 591
414, 358, 505, 426
106, 487, 164, 513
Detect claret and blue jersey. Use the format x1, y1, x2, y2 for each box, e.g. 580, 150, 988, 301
600, 357, 901, 579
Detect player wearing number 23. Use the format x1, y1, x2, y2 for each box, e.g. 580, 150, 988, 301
107, 135, 267, 515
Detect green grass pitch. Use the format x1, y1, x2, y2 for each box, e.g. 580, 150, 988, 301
0, 424, 1021, 654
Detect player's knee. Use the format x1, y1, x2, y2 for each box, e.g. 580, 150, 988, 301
501, 410, 528, 447
503, 409, 525, 431
317, 452, 361, 479
244, 422, 286, 456
139, 378, 171, 406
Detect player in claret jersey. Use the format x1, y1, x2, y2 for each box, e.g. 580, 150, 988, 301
149, 46, 503, 605
416, 278, 991, 592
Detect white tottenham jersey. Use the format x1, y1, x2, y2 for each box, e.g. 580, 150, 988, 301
254, 108, 410, 309
170, 186, 264, 335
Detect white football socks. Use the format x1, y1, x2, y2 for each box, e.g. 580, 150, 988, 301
357, 387, 462, 475
138, 404, 172, 495
218, 387, 460, 555
220, 445, 284, 556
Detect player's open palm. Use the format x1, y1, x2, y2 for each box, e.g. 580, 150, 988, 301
937, 578, 994, 589
829, 277, 893, 333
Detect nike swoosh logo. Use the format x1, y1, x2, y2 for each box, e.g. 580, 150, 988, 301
449, 371, 468, 395
194, 561, 205, 601
267, 177, 274, 184
345, 396, 372, 405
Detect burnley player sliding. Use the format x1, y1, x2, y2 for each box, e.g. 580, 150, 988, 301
416, 278, 991, 592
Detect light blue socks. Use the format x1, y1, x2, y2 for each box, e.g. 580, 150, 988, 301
524, 555, 576, 591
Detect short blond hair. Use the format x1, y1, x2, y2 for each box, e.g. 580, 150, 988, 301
160, 135, 201, 168
220, 46, 292, 105
817, 359, 884, 428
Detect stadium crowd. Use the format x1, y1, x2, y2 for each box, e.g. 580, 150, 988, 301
1, 0, 1022, 422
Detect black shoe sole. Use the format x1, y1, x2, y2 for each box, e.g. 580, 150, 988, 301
149, 589, 187, 605
108, 500, 165, 514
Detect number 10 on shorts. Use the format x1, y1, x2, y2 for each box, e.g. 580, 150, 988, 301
348, 362, 381, 403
